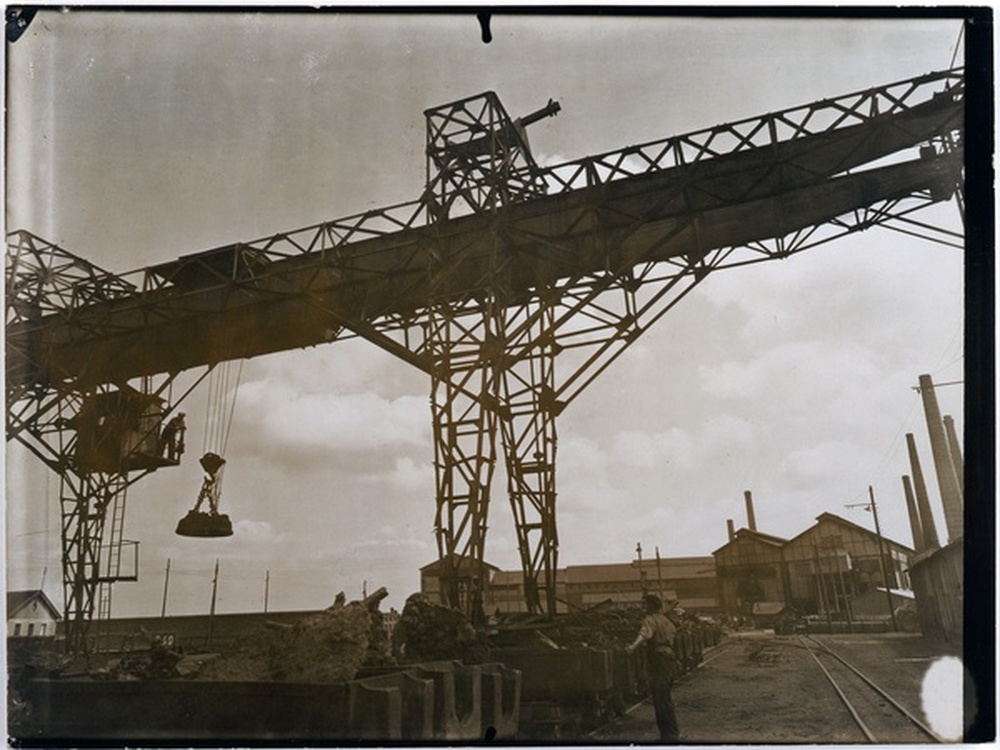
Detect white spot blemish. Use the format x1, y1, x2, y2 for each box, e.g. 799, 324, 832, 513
920, 656, 968, 741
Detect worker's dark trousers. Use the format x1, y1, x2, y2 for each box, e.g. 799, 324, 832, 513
649, 652, 680, 742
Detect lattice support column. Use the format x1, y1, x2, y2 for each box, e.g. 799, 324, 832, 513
59, 470, 126, 655
426, 301, 501, 618
498, 298, 560, 615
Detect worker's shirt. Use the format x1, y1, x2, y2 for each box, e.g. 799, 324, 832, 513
638, 612, 677, 654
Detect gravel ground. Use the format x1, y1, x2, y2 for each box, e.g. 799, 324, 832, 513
590, 630, 965, 744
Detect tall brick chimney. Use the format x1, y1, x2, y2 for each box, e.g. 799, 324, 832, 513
901, 475, 925, 553
906, 432, 940, 551
744, 490, 757, 532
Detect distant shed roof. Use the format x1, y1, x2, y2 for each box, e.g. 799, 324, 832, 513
712, 528, 789, 555
7, 590, 61, 620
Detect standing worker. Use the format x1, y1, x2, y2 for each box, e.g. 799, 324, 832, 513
626, 594, 681, 742
160, 412, 186, 461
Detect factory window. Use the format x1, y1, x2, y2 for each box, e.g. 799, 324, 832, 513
27, 623, 35, 636
13, 623, 21, 636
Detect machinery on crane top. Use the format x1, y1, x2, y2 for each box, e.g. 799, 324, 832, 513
6, 68, 964, 651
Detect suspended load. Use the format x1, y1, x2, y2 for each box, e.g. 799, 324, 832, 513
176, 361, 242, 538
175, 451, 233, 537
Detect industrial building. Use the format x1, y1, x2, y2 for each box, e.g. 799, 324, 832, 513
908, 539, 963, 643
714, 512, 915, 624
421, 483, 923, 626
478, 556, 719, 615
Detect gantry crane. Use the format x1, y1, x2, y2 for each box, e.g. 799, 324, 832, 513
6, 68, 964, 651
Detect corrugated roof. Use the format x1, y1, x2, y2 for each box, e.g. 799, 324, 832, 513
785, 512, 914, 553
712, 528, 788, 555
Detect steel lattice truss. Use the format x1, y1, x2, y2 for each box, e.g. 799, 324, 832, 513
6, 68, 965, 643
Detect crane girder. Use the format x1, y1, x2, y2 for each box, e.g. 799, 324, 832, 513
7, 148, 961, 390
6, 69, 962, 391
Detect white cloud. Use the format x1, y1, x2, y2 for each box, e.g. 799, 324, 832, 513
237, 378, 429, 456
777, 440, 871, 489
383, 455, 435, 492
231, 518, 284, 544
610, 428, 695, 470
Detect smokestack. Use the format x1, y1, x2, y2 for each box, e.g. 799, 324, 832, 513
901, 475, 925, 553
917, 374, 964, 542
906, 432, 940, 551
943, 414, 964, 493
744, 490, 757, 532
726, 518, 736, 541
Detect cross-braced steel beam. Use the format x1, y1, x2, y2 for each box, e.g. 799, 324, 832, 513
427, 301, 500, 616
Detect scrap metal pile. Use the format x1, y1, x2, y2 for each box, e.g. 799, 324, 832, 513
87, 588, 493, 683
391, 593, 489, 664
195, 588, 391, 683
493, 603, 721, 659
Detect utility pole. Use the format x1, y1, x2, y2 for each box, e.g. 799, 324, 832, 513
868, 486, 898, 633
655, 546, 664, 602
208, 558, 219, 649
161, 558, 171, 618
264, 570, 270, 613
847, 489, 898, 632
636, 542, 646, 598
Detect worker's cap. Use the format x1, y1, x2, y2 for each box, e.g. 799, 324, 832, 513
643, 593, 663, 611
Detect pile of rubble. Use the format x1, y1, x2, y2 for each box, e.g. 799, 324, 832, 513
391, 593, 488, 665
197, 588, 391, 683
544, 607, 644, 650
101, 638, 185, 681
58, 587, 499, 685
192, 587, 491, 681
491, 601, 722, 657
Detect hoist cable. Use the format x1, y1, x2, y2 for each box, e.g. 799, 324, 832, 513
220, 360, 244, 458
200, 360, 244, 457
201, 368, 213, 455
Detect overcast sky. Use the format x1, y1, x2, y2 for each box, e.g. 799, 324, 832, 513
5, 11, 967, 617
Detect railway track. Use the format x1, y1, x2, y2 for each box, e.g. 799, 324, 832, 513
800, 635, 943, 744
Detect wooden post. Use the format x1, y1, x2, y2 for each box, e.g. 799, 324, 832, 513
868, 486, 899, 633
208, 558, 219, 648
161, 558, 171, 618
655, 546, 664, 602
